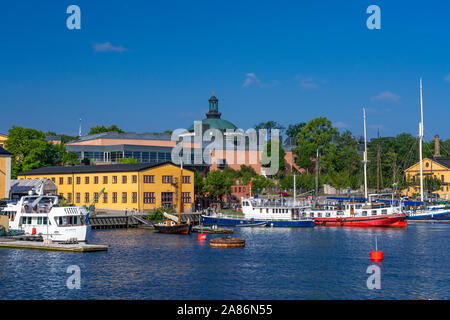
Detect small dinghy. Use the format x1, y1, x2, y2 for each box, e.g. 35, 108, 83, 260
209, 236, 245, 248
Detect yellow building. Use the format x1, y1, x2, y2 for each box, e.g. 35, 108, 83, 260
0, 134, 7, 149
403, 157, 450, 200
0, 146, 12, 199
17, 162, 194, 212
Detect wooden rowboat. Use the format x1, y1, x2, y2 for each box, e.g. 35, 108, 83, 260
209, 236, 245, 248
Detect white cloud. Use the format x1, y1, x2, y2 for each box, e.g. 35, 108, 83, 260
242, 73, 278, 88
294, 75, 321, 89
370, 91, 400, 103
93, 42, 127, 52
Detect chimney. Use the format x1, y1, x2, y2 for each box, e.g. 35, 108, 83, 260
434, 135, 441, 158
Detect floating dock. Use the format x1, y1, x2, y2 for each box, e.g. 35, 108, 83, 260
0, 239, 108, 252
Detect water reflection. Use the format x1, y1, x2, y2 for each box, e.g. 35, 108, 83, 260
0, 223, 449, 299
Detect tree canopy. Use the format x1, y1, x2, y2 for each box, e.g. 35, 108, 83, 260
88, 125, 124, 135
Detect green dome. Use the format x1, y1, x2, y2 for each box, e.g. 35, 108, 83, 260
188, 93, 238, 132
188, 118, 237, 131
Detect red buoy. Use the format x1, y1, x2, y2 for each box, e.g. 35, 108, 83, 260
370, 250, 383, 261
370, 236, 383, 261
198, 234, 207, 241
32, 228, 36, 235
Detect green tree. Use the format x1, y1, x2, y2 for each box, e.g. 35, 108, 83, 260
118, 157, 139, 164
286, 122, 306, 138
251, 175, 274, 194
194, 170, 205, 195
261, 139, 286, 175
202, 170, 233, 200
293, 117, 339, 171
5, 126, 78, 178
88, 124, 124, 135
254, 121, 285, 131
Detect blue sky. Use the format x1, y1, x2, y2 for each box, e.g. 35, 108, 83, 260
0, 0, 449, 140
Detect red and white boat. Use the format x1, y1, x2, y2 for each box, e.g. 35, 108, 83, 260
305, 200, 407, 227
304, 108, 407, 228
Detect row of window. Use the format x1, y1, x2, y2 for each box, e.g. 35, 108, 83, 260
233, 186, 247, 193
50, 175, 191, 185
60, 192, 191, 204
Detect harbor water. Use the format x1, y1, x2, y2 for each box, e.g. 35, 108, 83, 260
0, 223, 449, 300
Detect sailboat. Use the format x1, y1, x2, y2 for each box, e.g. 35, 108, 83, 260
405, 78, 450, 221
153, 161, 192, 234
306, 109, 407, 227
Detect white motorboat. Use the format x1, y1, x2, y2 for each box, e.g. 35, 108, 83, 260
1, 194, 90, 242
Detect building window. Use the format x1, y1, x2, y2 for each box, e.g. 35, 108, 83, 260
122, 192, 127, 203
132, 192, 137, 203
67, 193, 72, 203
238, 187, 241, 192
103, 176, 108, 184
85, 193, 90, 203
51, 177, 55, 183
122, 175, 127, 184
132, 175, 137, 183
94, 192, 99, 203
76, 177, 81, 184
442, 175, 445, 183
162, 175, 173, 184
243, 187, 246, 192
76, 193, 81, 203
112, 192, 117, 203
59, 177, 64, 185
161, 192, 173, 207
103, 193, 108, 203
143, 192, 155, 204
85, 177, 90, 184
68, 177, 72, 185
112, 176, 117, 184
182, 192, 191, 203
144, 175, 155, 183
182, 176, 191, 184
94, 176, 99, 184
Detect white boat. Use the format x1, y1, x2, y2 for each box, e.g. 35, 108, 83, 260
202, 196, 315, 227
1, 194, 90, 242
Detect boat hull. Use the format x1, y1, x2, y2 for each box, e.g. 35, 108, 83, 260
153, 223, 192, 234
314, 214, 407, 227
407, 210, 450, 221
201, 215, 314, 227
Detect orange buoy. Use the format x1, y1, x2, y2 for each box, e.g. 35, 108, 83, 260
198, 234, 207, 241
370, 236, 383, 261
370, 250, 383, 261
32, 228, 36, 235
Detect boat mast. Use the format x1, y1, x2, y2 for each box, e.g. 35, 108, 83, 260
179, 160, 183, 225
363, 108, 368, 201
419, 78, 424, 202
293, 172, 296, 205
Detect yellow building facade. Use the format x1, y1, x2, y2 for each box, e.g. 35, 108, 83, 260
0, 134, 7, 149
17, 162, 194, 212
0, 146, 12, 199
403, 157, 450, 200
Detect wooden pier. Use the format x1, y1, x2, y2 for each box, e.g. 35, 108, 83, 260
0, 239, 108, 252
88, 213, 203, 229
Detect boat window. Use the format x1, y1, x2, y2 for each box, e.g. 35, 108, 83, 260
22, 217, 27, 224
362, 211, 367, 216
260, 208, 262, 213
371, 210, 377, 216
37, 217, 42, 225
266, 209, 269, 213
310, 212, 314, 218
382, 209, 387, 214
318, 212, 322, 217
326, 212, 330, 217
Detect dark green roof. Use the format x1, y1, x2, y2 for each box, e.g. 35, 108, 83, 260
18, 161, 192, 176
0, 146, 12, 156
188, 118, 238, 131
